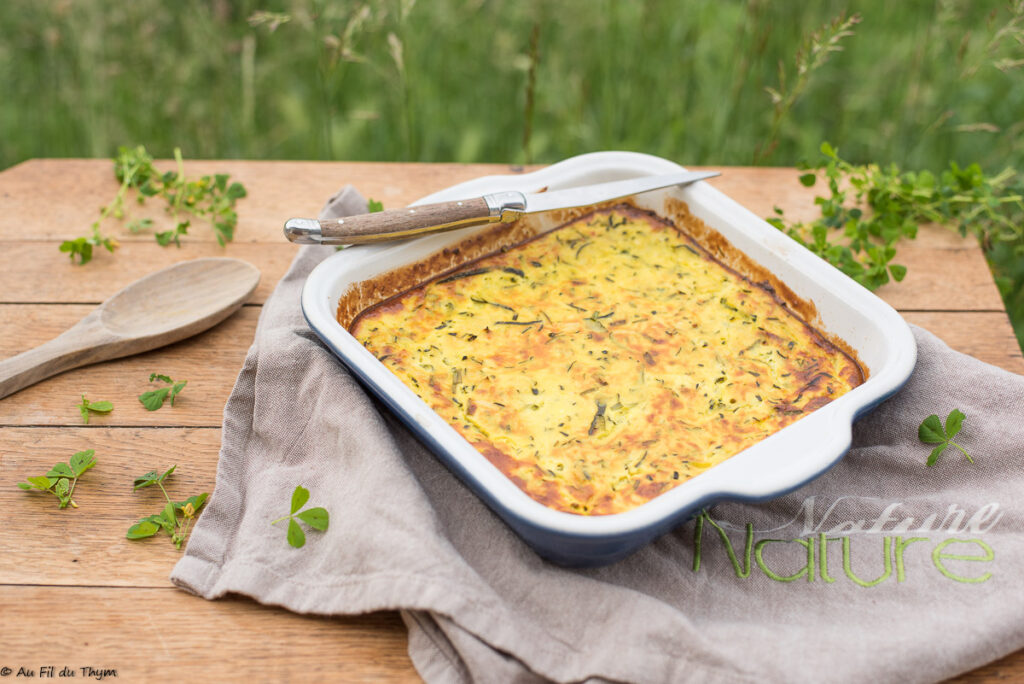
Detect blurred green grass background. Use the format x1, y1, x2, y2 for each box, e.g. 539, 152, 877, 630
1, 0, 1023, 340
2, 0, 1020, 169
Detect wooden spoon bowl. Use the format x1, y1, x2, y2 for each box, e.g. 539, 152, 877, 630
0, 258, 261, 400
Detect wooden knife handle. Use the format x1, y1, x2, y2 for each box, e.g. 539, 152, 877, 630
319, 197, 494, 244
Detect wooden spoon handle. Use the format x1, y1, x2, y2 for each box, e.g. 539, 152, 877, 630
0, 326, 111, 400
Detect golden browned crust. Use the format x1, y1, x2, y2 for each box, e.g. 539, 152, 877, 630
347, 205, 865, 515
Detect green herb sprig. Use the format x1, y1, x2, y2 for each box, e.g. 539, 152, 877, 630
139, 373, 187, 411
126, 465, 208, 548
919, 409, 973, 466
17, 450, 96, 508
78, 395, 113, 424
768, 142, 1024, 290
61, 145, 247, 264
271, 485, 329, 548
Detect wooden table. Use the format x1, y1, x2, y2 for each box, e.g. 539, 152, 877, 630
0, 160, 1021, 682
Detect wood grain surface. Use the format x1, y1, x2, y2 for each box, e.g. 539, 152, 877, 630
0, 159, 1019, 683
0, 587, 414, 680
0, 258, 259, 400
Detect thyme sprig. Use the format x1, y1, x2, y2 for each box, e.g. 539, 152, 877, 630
139, 373, 187, 411
768, 142, 1024, 290
60, 145, 247, 264
17, 450, 96, 509
126, 465, 208, 549
77, 395, 113, 424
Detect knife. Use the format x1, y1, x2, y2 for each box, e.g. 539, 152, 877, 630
283, 170, 720, 245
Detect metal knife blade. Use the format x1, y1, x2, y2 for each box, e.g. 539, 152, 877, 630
284, 169, 720, 245
501, 169, 719, 215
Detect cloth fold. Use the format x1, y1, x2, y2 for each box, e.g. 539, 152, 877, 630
172, 185, 1024, 684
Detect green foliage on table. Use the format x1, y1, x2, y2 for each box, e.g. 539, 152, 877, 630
17, 450, 96, 509
126, 464, 208, 549
78, 395, 114, 424
60, 145, 246, 263
769, 142, 1024, 292
138, 373, 188, 411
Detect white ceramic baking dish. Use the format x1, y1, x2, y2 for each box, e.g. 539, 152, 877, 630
300, 151, 917, 566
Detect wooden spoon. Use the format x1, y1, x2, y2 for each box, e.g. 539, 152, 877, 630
0, 257, 260, 400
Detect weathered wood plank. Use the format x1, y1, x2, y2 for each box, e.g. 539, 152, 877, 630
0, 158, 532, 242
0, 306, 258, 425
0, 231, 1007, 311
0, 428, 221, 585
0, 586, 416, 681
902, 311, 1024, 375
0, 161, 1005, 310
0, 308, 1020, 426
0, 236, 1003, 311
0, 241, 298, 306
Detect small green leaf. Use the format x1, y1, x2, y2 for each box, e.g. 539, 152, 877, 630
889, 264, 907, 282
296, 507, 329, 531
127, 217, 155, 232
150, 373, 174, 384
927, 443, 948, 467
161, 502, 178, 531
70, 450, 96, 477
287, 518, 306, 548
27, 476, 54, 490
799, 173, 817, 187
157, 465, 177, 483
133, 470, 161, 490
60, 238, 94, 265
88, 400, 113, 413
367, 198, 384, 213
127, 521, 160, 539
139, 387, 171, 411
944, 409, 966, 439
168, 381, 187, 405
918, 414, 946, 443
47, 462, 74, 479
175, 493, 208, 513
291, 485, 310, 514
226, 182, 247, 200
54, 478, 70, 497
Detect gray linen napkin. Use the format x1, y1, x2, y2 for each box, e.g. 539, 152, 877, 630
172, 186, 1024, 684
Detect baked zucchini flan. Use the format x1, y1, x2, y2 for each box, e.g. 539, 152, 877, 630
349, 206, 864, 515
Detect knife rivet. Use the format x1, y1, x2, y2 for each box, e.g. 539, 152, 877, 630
339, 219, 344, 224
409, 209, 416, 214
457, 201, 463, 206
